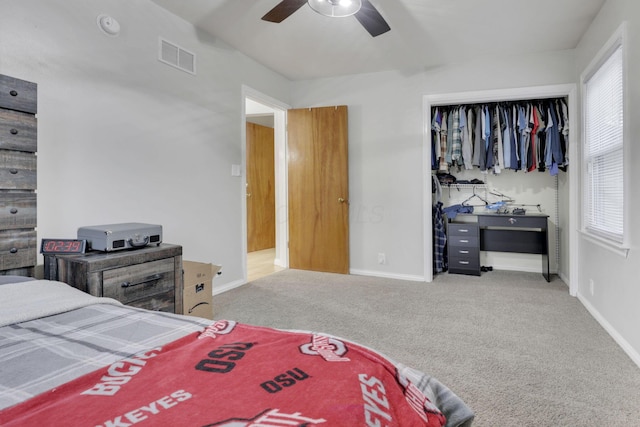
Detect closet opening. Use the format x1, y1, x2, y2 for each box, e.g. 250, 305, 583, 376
423, 85, 579, 296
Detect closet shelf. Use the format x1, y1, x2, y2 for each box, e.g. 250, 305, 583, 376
442, 183, 487, 190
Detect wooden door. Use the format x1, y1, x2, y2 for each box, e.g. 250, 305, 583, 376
246, 122, 276, 252
288, 106, 349, 274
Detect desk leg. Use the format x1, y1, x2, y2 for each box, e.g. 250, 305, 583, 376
542, 228, 550, 282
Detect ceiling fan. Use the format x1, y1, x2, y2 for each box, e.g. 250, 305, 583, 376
262, 0, 391, 37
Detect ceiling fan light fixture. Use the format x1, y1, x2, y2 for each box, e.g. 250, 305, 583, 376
308, 0, 362, 18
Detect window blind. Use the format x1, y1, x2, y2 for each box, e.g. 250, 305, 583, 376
583, 44, 624, 242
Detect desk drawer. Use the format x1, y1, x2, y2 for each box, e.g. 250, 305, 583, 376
478, 215, 547, 229
0, 193, 36, 229
449, 246, 479, 258
0, 151, 37, 190
448, 235, 479, 248
0, 75, 37, 114
103, 258, 175, 309
448, 223, 478, 236
0, 109, 37, 153
0, 229, 36, 270
448, 255, 480, 276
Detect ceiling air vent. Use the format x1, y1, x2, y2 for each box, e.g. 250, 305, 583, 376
159, 38, 196, 75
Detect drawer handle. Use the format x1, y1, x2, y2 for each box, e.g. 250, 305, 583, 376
459, 229, 469, 233
10, 168, 18, 174
9, 247, 18, 254
459, 261, 470, 265
10, 208, 18, 214
459, 239, 469, 243
459, 250, 469, 254
10, 128, 18, 135
10, 90, 18, 97
121, 273, 163, 288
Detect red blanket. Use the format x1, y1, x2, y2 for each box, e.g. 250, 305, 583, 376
1, 320, 446, 426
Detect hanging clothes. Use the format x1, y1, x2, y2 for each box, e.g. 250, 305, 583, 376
429, 97, 568, 176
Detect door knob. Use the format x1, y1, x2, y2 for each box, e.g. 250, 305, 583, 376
338, 197, 346, 203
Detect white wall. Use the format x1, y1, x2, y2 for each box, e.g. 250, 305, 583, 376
4, 0, 638, 368
573, 0, 640, 366
291, 51, 577, 279
0, 0, 290, 285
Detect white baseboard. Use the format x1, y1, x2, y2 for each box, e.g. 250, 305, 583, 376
491, 264, 552, 274
213, 279, 246, 296
213, 269, 425, 296
349, 269, 424, 282
577, 292, 640, 370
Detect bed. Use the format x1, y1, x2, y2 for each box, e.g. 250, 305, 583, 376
0, 277, 474, 426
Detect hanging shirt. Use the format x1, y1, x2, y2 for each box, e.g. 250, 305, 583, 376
433, 201, 447, 274
546, 102, 563, 170
445, 109, 455, 164
484, 106, 494, 170
450, 108, 462, 165
472, 106, 482, 167
559, 99, 569, 167
511, 105, 520, 169
536, 103, 547, 172
460, 107, 472, 169
438, 111, 449, 172
501, 105, 511, 169
528, 105, 539, 172
462, 107, 474, 170
544, 104, 555, 168
493, 105, 503, 174
518, 105, 529, 171
431, 108, 442, 170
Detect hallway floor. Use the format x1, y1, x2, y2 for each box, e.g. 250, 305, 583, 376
247, 248, 284, 282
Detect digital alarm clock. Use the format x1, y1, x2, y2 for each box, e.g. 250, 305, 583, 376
40, 239, 87, 255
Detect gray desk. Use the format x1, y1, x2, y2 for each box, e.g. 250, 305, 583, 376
448, 213, 550, 282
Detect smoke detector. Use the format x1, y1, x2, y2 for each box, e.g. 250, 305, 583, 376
97, 14, 120, 37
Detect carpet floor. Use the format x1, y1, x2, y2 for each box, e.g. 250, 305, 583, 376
213, 269, 640, 426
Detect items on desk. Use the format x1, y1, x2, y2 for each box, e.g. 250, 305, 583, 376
443, 204, 474, 220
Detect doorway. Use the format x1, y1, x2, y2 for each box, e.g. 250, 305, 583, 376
242, 88, 351, 281
243, 89, 289, 282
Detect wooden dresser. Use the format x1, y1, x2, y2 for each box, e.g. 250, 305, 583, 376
0, 74, 37, 276
44, 244, 184, 314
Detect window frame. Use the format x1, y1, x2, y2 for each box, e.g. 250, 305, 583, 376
580, 22, 629, 254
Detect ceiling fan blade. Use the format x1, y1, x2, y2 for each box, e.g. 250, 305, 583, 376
262, 0, 308, 23
354, 0, 390, 37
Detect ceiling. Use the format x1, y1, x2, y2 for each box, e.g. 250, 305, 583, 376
151, 0, 606, 81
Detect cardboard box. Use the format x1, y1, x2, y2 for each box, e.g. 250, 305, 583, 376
182, 261, 221, 320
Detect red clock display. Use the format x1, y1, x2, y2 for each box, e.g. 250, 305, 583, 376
40, 239, 87, 254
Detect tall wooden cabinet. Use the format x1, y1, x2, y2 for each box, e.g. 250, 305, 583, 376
0, 74, 37, 276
